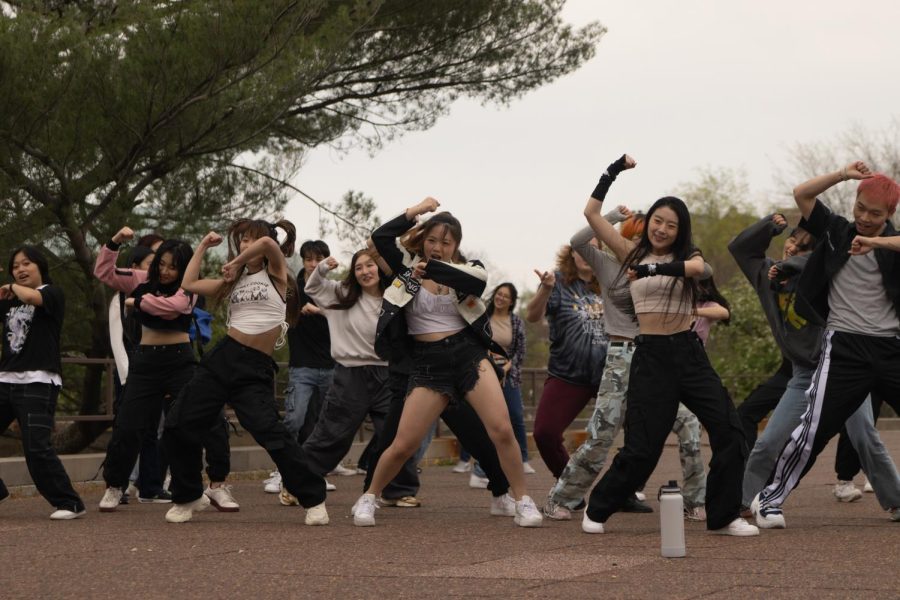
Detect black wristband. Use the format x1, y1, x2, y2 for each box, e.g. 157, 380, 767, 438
654, 261, 687, 277
106, 240, 121, 251
590, 154, 629, 201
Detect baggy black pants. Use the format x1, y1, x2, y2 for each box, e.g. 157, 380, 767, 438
164, 337, 325, 507
103, 344, 231, 490
586, 331, 747, 530
0, 382, 84, 512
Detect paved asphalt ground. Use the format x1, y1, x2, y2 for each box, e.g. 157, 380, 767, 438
2, 432, 899, 599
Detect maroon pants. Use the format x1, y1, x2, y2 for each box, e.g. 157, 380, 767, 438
533, 376, 597, 478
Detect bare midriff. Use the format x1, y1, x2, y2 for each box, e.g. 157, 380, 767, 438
140, 328, 190, 346
412, 328, 465, 343
636, 312, 693, 336
608, 335, 633, 342
227, 325, 282, 355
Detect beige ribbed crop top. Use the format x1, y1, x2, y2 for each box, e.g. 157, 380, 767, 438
629, 253, 693, 316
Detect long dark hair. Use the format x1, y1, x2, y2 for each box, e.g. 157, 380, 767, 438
697, 275, 731, 326
486, 282, 518, 316
401, 212, 466, 263
8, 246, 52, 285
329, 249, 386, 310
214, 218, 301, 326
146, 239, 193, 295
615, 196, 699, 317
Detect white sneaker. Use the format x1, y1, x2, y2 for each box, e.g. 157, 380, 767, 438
543, 501, 572, 521
634, 491, 647, 502
99, 487, 123, 512
205, 485, 240, 512
523, 462, 537, 474
490, 493, 516, 517
305, 502, 329, 526
451, 460, 472, 473
582, 511, 605, 534
279, 486, 299, 506
514, 495, 542, 527
864, 478, 874, 493
165, 494, 211, 523
751, 493, 786, 529
469, 473, 489, 489
263, 471, 282, 494
325, 479, 337, 492
353, 493, 377, 526
329, 464, 357, 477
126, 482, 139, 498
833, 480, 862, 502
890, 507, 900, 522
50, 508, 86, 520
711, 517, 759, 536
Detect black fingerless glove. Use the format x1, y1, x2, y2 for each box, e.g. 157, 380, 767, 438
632, 261, 687, 279
590, 154, 629, 201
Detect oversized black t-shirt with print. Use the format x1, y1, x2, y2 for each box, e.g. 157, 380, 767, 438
545, 272, 608, 387
0, 284, 64, 374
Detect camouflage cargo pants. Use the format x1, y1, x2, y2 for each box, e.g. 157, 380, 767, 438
549, 343, 707, 509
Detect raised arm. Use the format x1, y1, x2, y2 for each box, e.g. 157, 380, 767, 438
728, 214, 787, 285
304, 257, 342, 307
372, 197, 440, 272
525, 270, 556, 323
223, 236, 288, 292
94, 226, 148, 293
584, 155, 638, 262
793, 160, 872, 219
181, 232, 225, 296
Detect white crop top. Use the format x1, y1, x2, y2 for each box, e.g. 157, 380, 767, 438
227, 269, 288, 345
629, 253, 692, 315
406, 287, 466, 335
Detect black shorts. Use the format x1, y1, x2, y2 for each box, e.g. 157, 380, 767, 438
407, 329, 490, 407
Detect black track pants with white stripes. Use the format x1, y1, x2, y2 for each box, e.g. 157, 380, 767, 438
760, 330, 900, 511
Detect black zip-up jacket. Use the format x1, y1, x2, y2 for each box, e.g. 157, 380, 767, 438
796, 199, 900, 326
371, 212, 506, 362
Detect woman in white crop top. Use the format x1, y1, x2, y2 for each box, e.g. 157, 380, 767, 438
161, 218, 329, 526
354, 197, 543, 528
578, 153, 758, 537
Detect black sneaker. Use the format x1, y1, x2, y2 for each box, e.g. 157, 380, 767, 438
0, 479, 9, 504
621, 494, 653, 513
138, 490, 173, 504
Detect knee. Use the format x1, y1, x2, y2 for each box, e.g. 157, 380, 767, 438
386, 437, 418, 461
532, 420, 556, 444
486, 422, 516, 447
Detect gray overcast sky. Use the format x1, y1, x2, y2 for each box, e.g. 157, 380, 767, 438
284, 0, 899, 291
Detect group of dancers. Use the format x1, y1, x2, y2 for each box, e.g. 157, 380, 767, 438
1, 153, 898, 538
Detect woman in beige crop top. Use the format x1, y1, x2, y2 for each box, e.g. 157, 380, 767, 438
578, 153, 759, 537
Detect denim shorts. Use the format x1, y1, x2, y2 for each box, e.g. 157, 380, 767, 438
407, 329, 490, 407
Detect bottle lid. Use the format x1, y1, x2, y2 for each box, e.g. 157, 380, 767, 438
658, 480, 681, 498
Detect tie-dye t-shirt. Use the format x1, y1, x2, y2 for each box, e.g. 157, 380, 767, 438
545, 273, 608, 387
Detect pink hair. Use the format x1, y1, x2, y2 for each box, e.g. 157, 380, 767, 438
858, 174, 900, 214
